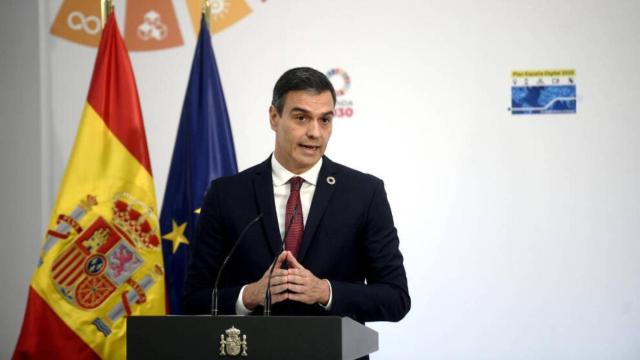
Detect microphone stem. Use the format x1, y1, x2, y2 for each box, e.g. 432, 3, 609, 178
211, 213, 263, 316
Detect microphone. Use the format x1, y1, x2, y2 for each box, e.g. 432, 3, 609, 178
264, 180, 303, 316
211, 213, 264, 316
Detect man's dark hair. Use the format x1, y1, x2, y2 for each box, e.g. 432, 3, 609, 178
271, 67, 336, 115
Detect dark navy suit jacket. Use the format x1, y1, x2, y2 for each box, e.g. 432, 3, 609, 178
183, 156, 410, 323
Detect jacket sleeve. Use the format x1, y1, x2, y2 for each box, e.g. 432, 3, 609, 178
328, 180, 411, 322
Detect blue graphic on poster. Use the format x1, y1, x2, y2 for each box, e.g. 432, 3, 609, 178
511, 85, 576, 115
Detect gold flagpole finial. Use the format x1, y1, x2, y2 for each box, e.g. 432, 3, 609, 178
202, 0, 211, 28
101, 0, 114, 29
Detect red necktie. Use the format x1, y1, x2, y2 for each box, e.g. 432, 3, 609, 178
284, 177, 304, 257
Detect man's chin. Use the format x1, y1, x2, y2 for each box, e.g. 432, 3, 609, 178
293, 155, 321, 171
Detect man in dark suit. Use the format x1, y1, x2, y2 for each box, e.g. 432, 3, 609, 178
183, 67, 410, 323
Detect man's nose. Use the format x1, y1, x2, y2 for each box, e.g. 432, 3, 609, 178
306, 119, 320, 138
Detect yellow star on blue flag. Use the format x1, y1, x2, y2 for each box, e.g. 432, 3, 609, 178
163, 220, 189, 254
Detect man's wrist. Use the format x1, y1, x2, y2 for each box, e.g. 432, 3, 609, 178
242, 282, 258, 311
236, 285, 253, 315
318, 279, 332, 310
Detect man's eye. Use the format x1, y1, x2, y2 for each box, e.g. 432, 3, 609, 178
322, 117, 333, 124
296, 115, 305, 121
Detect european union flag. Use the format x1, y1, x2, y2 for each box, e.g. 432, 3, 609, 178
160, 16, 237, 314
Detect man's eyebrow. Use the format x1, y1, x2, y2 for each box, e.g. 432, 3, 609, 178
289, 107, 311, 114
289, 107, 335, 116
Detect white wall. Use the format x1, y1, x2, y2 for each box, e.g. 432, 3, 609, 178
0, 1, 44, 358
1, 0, 640, 359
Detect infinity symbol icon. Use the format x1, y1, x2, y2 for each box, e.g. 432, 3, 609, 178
67, 11, 101, 35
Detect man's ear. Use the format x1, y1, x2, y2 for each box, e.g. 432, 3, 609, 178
269, 105, 279, 131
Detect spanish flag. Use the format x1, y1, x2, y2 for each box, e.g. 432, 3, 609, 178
13, 12, 165, 359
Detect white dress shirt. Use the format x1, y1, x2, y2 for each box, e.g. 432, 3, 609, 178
271, 155, 321, 237
235, 155, 332, 314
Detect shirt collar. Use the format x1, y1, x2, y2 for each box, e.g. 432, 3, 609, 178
271, 155, 323, 186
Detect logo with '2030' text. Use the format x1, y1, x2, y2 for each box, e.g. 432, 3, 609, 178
326, 68, 354, 118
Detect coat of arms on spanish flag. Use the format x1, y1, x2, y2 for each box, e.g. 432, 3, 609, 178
13, 11, 165, 360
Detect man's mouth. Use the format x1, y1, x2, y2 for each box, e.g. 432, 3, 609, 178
300, 144, 320, 151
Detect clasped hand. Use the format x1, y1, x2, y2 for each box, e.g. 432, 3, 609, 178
242, 251, 330, 310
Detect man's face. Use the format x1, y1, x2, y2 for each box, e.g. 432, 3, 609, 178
270, 90, 334, 174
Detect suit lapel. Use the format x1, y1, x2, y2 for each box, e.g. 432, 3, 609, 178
298, 156, 337, 262
253, 157, 283, 257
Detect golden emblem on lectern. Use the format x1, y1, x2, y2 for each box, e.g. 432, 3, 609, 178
219, 326, 247, 357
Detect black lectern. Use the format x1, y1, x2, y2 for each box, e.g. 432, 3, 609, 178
127, 315, 378, 360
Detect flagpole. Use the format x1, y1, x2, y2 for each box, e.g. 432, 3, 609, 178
202, 0, 211, 28
101, 0, 114, 29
